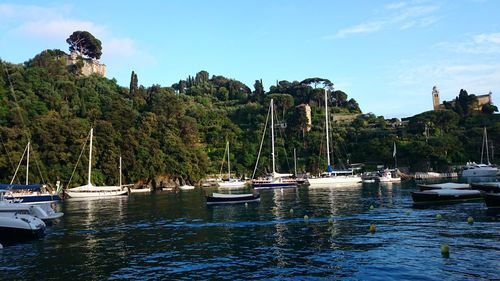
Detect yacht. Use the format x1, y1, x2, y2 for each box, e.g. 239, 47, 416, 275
462, 127, 498, 178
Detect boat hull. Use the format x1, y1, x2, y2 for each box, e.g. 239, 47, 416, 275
308, 176, 361, 186
483, 193, 500, 208
0, 214, 46, 244
471, 182, 500, 193
206, 194, 260, 205
252, 182, 297, 189
461, 166, 498, 177
66, 190, 128, 198
411, 190, 482, 204
217, 181, 247, 189
4, 194, 62, 204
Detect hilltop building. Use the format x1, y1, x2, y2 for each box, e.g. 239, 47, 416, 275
66, 51, 106, 77
432, 86, 493, 111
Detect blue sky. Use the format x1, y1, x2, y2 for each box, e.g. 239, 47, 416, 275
1, 0, 499, 118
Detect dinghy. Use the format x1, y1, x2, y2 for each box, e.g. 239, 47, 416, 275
411, 189, 481, 204
418, 182, 471, 191
206, 192, 260, 205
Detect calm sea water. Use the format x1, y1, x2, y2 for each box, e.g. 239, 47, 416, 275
1, 182, 499, 280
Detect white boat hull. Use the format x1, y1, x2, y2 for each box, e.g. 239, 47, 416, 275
462, 166, 498, 177
308, 175, 362, 186
66, 185, 128, 198
217, 181, 247, 189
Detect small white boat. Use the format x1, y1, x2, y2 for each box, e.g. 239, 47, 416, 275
0, 212, 46, 244
179, 185, 195, 190
375, 169, 401, 182
129, 187, 152, 193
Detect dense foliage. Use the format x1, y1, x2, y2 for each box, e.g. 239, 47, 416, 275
0, 50, 498, 189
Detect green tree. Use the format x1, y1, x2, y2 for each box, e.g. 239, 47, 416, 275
66, 31, 103, 60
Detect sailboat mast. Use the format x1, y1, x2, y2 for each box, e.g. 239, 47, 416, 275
271, 99, 276, 174
227, 141, 231, 179
119, 156, 122, 187
324, 89, 331, 167
88, 128, 93, 186
485, 127, 490, 164
294, 148, 297, 176
26, 141, 30, 185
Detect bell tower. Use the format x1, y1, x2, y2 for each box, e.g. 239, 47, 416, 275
432, 86, 440, 110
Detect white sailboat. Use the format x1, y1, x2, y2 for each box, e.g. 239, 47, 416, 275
462, 127, 498, 178
308, 89, 361, 186
66, 128, 128, 198
218, 141, 247, 189
252, 99, 297, 189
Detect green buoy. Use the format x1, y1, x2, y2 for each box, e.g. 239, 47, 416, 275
441, 244, 450, 257
436, 214, 442, 220
467, 216, 474, 224
369, 224, 376, 234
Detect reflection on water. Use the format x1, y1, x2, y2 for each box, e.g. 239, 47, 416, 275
0, 182, 499, 280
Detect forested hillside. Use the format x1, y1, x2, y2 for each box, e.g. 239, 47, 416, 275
0, 50, 498, 188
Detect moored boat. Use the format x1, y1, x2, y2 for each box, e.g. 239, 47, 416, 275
0, 212, 46, 245
418, 182, 471, 191
470, 182, 500, 193
179, 185, 195, 190
66, 128, 128, 198
411, 189, 482, 204
206, 192, 260, 205
483, 192, 500, 208
0, 190, 63, 221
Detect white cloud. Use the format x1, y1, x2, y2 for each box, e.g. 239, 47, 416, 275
1, 3, 147, 62
436, 32, 500, 54
331, 21, 383, 38
15, 19, 106, 39
324, 1, 439, 40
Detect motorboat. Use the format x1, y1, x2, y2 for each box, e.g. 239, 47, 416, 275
1, 184, 62, 204
411, 189, 482, 204
206, 192, 260, 205
418, 182, 471, 191
179, 185, 195, 190
0, 190, 63, 221
0, 212, 46, 244
375, 169, 401, 183
461, 127, 498, 178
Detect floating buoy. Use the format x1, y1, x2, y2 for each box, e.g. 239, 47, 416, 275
304, 215, 309, 222
369, 224, 376, 233
272, 207, 278, 213
441, 244, 450, 257
370, 205, 374, 210
245, 202, 248, 207
405, 211, 411, 216
328, 218, 334, 225
467, 216, 474, 224
436, 214, 442, 220
289, 208, 294, 214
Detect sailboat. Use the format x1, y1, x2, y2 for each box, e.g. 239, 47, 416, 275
217, 141, 247, 189
252, 99, 297, 189
0, 142, 62, 203
65, 128, 128, 198
461, 127, 499, 178
307, 89, 361, 186
375, 142, 401, 182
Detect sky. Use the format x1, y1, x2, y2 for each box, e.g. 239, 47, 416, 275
1, 0, 499, 118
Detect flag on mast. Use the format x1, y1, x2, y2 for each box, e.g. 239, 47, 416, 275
393, 142, 397, 158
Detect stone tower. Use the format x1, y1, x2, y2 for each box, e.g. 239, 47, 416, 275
432, 86, 440, 110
